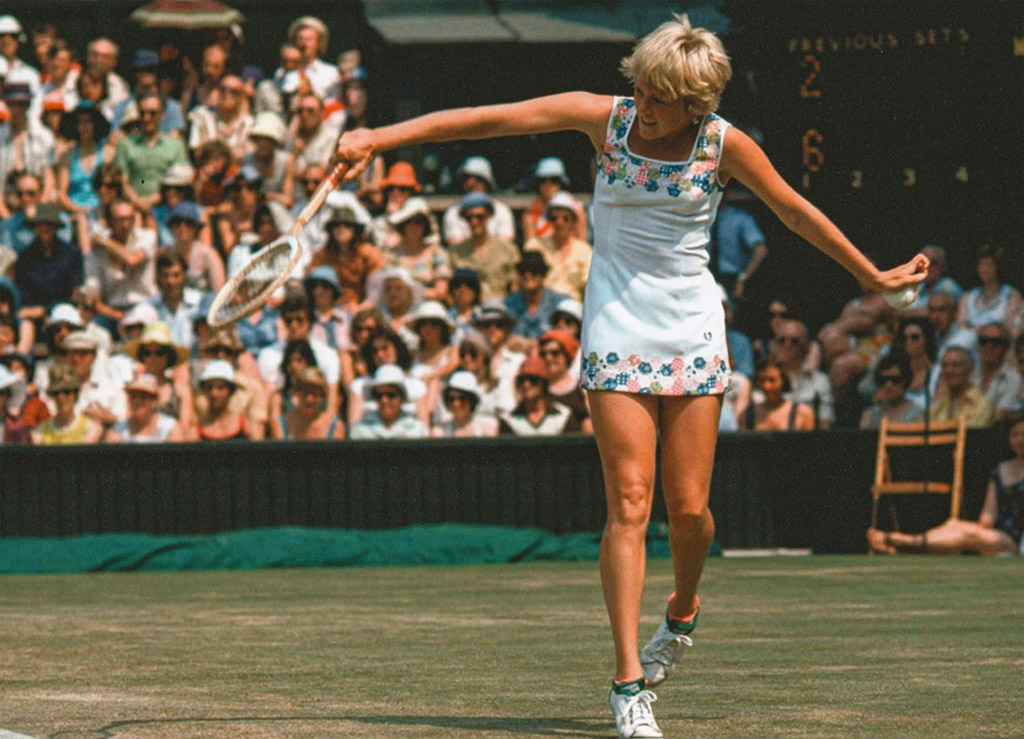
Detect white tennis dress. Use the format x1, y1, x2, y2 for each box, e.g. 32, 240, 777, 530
580, 96, 732, 396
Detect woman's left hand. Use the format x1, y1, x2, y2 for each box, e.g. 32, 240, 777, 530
866, 252, 930, 293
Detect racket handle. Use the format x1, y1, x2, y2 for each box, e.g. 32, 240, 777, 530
291, 161, 350, 235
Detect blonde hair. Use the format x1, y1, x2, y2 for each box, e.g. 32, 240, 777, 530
620, 14, 732, 117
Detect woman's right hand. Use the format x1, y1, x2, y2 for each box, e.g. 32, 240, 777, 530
335, 128, 377, 183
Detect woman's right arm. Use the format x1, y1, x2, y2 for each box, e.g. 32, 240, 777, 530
335, 92, 613, 180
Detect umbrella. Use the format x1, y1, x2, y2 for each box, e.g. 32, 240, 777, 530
130, 0, 244, 30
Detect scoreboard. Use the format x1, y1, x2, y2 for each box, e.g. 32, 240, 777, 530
720, 0, 1023, 319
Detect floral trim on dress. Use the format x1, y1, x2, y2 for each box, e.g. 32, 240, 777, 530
581, 351, 730, 395
598, 98, 726, 200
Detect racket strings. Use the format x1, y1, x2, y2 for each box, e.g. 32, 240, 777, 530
209, 239, 298, 326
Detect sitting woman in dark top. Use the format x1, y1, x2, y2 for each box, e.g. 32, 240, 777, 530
741, 357, 814, 431
539, 328, 592, 433
194, 359, 252, 441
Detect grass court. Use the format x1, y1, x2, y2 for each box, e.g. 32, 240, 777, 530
2, 555, 1021, 738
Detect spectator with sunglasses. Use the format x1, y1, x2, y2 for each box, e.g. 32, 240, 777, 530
430, 370, 498, 438
471, 301, 527, 389
498, 355, 579, 436
114, 92, 188, 216
523, 191, 592, 303
975, 322, 1021, 419
858, 349, 923, 429
347, 325, 423, 427
349, 363, 429, 440
769, 318, 833, 427
442, 156, 515, 246
448, 192, 519, 301
452, 332, 514, 422
539, 328, 592, 433
124, 321, 192, 431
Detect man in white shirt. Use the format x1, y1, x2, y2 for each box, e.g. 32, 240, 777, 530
85, 38, 130, 107
0, 16, 41, 118
287, 16, 340, 101
86, 199, 157, 325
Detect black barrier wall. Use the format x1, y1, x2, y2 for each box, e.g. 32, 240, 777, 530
0, 429, 1007, 553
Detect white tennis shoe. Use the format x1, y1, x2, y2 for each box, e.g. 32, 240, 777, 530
640, 617, 694, 687
609, 687, 663, 738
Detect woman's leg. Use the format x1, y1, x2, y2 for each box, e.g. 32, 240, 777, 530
868, 520, 1018, 555
589, 389, 661, 682
658, 395, 722, 618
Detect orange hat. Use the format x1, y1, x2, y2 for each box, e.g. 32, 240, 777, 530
517, 355, 549, 382
539, 329, 579, 360
380, 161, 421, 192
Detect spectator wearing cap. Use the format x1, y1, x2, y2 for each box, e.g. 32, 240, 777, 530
0, 275, 34, 356
188, 73, 253, 162
269, 366, 345, 440
108, 301, 158, 382
430, 370, 498, 438
55, 102, 115, 216
0, 16, 42, 113
0, 362, 30, 443
124, 320, 193, 430
288, 16, 340, 102
549, 297, 583, 340
14, 203, 83, 316
105, 373, 184, 443
442, 156, 516, 245
115, 91, 189, 214
472, 300, 527, 388
310, 200, 384, 310
523, 191, 592, 302
0, 82, 56, 207
290, 93, 339, 176
349, 363, 429, 440
386, 196, 450, 302
498, 355, 580, 437
504, 251, 569, 340
86, 198, 158, 326
539, 329, 591, 431
85, 38, 130, 108
194, 359, 253, 441
305, 264, 352, 351
151, 162, 196, 247
33, 363, 103, 444
243, 111, 293, 208
523, 156, 586, 241
57, 328, 126, 426
168, 200, 225, 294
448, 191, 519, 302
112, 49, 186, 138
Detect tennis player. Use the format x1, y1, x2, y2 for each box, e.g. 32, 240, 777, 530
336, 15, 928, 738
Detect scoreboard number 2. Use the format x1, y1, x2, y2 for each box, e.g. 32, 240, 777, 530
800, 55, 821, 98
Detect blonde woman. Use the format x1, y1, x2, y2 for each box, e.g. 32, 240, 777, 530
336, 14, 928, 737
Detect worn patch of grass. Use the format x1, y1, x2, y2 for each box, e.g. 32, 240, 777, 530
2, 556, 1021, 737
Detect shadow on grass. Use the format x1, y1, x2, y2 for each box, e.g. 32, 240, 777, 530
50, 714, 611, 738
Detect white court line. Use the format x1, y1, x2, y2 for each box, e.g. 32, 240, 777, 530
0, 729, 38, 738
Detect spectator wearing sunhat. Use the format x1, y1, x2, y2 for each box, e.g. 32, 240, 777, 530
244, 111, 293, 208
55, 102, 115, 215
14, 203, 83, 314
408, 299, 458, 382
498, 354, 580, 437
195, 359, 254, 441
0, 82, 55, 206
371, 161, 434, 250
195, 327, 267, 440
112, 49, 185, 137
448, 191, 520, 302
549, 297, 583, 340
523, 156, 586, 241
0, 362, 30, 443
287, 16, 340, 101
523, 191, 592, 302
430, 370, 498, 438
472, 300, 527, 388
442, 156, 516, 245
123, 320, 193, 430
33, 363, 104, 445
309, 198, 384, 310
105, 373, 184, 443
385, 196, 450, 301
305, 264, 353, 351
504, 250, 569, 341
349, 363, 430, 440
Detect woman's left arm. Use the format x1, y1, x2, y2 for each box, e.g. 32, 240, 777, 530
720, 127, 928, 292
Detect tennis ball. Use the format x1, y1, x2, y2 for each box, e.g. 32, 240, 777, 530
883, 285, 917, 310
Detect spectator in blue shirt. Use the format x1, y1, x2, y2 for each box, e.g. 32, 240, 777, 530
504, 251, 568, 340
14, 203, 83, 316
710, 197, 767, 301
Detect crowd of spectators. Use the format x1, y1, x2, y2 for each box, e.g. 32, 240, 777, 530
0, 13, 1015, 447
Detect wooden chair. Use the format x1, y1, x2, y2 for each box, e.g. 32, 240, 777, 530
870, 416, 967, 534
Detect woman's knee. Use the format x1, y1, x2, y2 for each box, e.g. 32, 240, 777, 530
605, 476, 655, 528
665, 501, 713, 536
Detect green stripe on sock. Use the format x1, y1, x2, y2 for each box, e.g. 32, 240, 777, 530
612, 677, 646, 696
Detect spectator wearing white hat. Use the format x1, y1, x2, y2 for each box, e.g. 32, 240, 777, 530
522, 156, 587, 241
365, 266, 422, 349
56, 329, 126, 426
523, 191, 592, 302
243, 111, 293, 208
549, 297, 583, 339
408, 300, 459, 410
105, 373, 183, 443
0, 362, 30, 443
348, 363, 429, 440
287, 16, 341, 102
386, 196, 450, 302
194, 358, 253, 441
441, 156, 515, 245
448, 192, 520, 302
430, 370, 498, 438
0, 16, 42, 115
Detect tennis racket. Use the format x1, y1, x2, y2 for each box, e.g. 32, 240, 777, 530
206, 160, 350, 328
